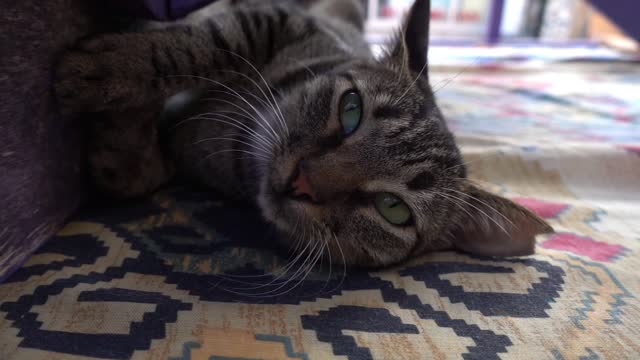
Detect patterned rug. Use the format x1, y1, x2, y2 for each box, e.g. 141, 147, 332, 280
1, 63, 639, 359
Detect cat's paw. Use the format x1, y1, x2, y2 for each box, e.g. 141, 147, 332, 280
55, 34, 153, 114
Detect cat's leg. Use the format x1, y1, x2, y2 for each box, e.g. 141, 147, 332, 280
55, 28, 216, 114
309, 0, 365, 31
54, 4, 328, 115
88, 105, 173, 198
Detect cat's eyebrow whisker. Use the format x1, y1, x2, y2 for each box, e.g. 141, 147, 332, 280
433, 191, 476, 224
393, 60, 428, 106
438, 190, 509, 235
444, 187, 516, 227
432, 58, 481, 94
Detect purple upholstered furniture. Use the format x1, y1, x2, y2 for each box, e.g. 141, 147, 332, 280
588, 0, 640, 42
0, 0, 219, 282
110, 0, 216, 20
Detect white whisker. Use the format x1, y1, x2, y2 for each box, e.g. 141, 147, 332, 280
168, 75, 282, 145
443, 187, 515, 227
193, 136, 271, 157
202, 95, 281, 147
438, 190, 509, 235
394, 61, 428, 105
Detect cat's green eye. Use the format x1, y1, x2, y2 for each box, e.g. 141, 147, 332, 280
374, 192, 412, 226
339, 91, 362, 136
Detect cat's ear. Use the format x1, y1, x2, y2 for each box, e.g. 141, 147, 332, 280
449, 183, 554, 257
384, 0, 431, 75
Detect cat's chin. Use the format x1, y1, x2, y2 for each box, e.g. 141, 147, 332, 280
272, 197, 318, 229
258, 182, 323, 236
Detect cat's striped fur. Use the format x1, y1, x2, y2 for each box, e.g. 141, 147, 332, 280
56, 0, 552, 267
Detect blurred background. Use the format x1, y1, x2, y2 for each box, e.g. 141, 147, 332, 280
365, 0, 640, 67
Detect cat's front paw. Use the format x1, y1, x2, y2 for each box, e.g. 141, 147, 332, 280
55, 34, 153, 114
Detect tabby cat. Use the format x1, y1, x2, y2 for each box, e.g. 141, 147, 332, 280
55, 0, 552, 267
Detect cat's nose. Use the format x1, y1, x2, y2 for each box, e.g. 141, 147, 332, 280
288, 162, 319, 203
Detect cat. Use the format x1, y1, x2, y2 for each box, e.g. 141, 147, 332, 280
55, 0, 553, 267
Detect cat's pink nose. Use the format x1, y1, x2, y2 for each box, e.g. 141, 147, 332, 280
291, 166, 318, 202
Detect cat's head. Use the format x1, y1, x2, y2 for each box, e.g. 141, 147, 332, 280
258, 0, 552, 267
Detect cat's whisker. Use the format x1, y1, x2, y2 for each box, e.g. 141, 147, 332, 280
316, 231, 347, 295
335, 232, 347, 290
212, 216, 302, 287
202, 96, 281, 147
443, 187, 515, 227
442, 152, 505, 174
258, 224, 326, 297
392, 24, 411, 84
433, 191, 476, 224
189, 125, 270, 155
180, 116, 267, 152
223, 222, 316, 294
286, 214, 302, 256
227, 224, 316, 291
192, 136, 271, 158
227, 88, 287, 144
187, 109, 278, 150
238, 232, 323, 297
170, 89, 278, 149
393, 60, 428, 105
191, 127, 272, 154
204, 88, 281, 145
291, 223, 307, 256
438, 190, 509, 235
211, 247, 306, 290
432, 59, 481, 94
214, 69, 289, 139
269, 230, 325, 298
169, 74, 282, 145
451, 177, 495, 188
324, 231, 332, 291
201, 149, 269, 163
208, 48, 289, 137
320, 227, 346, 295
312, 228, 332, 295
